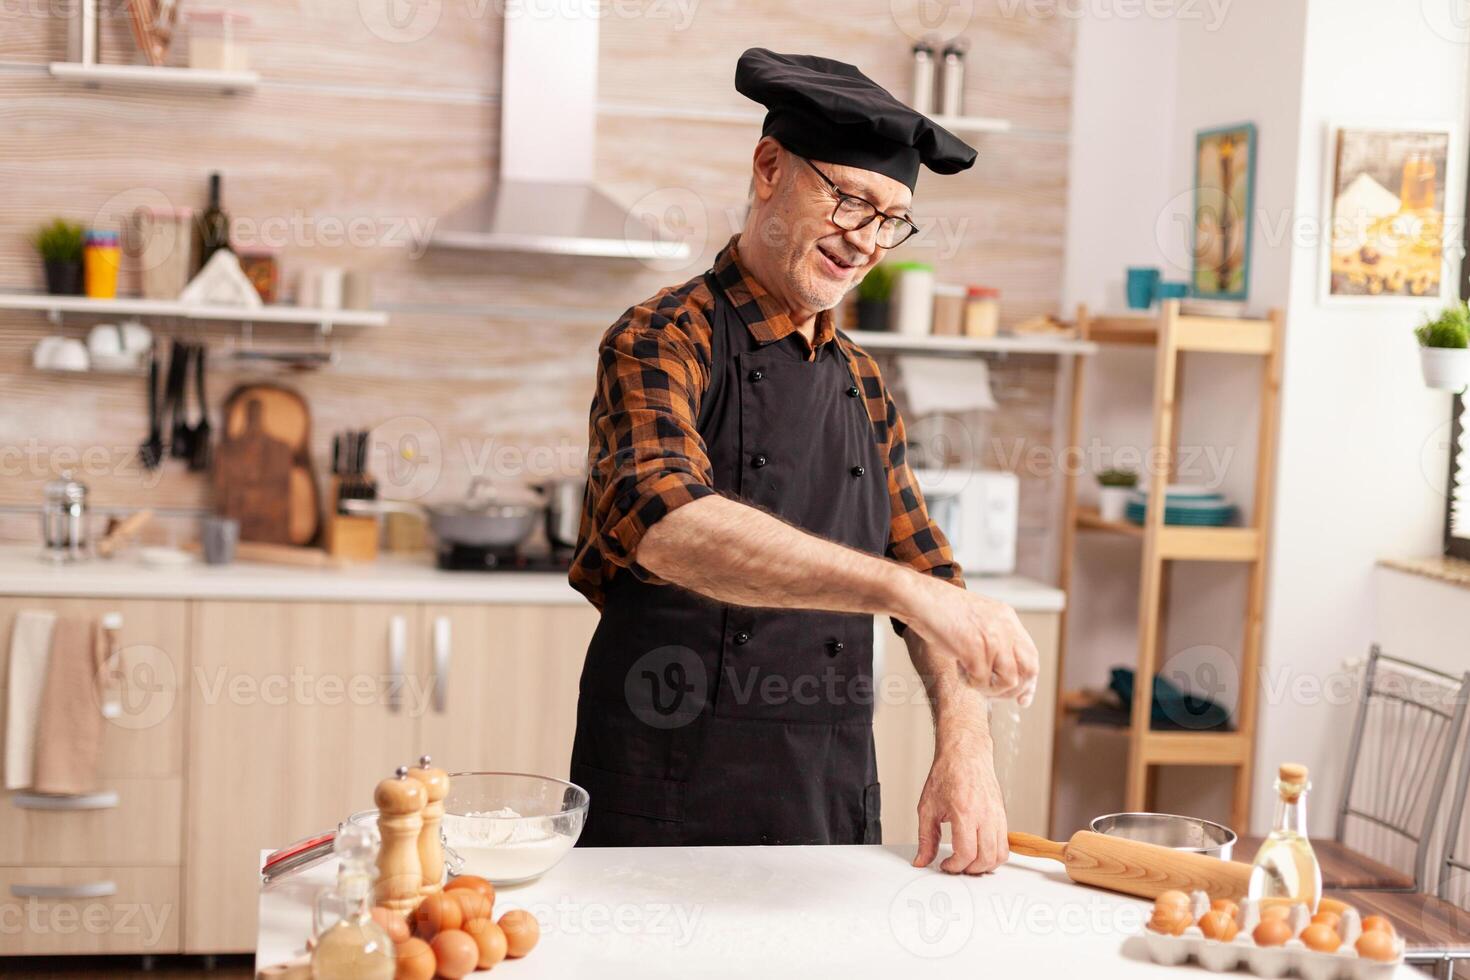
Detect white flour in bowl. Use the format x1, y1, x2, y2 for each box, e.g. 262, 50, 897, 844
442, 807, 576, 883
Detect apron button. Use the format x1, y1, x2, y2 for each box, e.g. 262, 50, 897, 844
846, 385, 860, 398
751, 454, 769, 468
850, 465, 865, 477
748, 369, 764, 382
734, 631, 751, 645
827, 639, 845, 655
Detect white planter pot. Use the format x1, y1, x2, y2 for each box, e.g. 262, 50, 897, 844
1097, 485, 1133, 522
1420, 346, 1470, 391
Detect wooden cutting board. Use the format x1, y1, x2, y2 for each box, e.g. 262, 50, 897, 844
213, 384, 320, 546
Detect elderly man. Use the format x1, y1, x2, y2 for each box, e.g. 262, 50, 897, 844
568, 49, 1039, 874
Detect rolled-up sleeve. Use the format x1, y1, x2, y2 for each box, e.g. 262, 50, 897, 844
873, 380, 965, 636
587, 309, 718, 583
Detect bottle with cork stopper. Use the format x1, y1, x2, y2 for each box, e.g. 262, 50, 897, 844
373, 765, 426, 912
407, 755, 448, 897
1247, 762, 1323, 911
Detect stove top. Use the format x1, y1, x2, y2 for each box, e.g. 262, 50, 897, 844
436, 542, 572, 572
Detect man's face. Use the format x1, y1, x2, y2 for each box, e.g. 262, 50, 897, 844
753, 146, 914, 315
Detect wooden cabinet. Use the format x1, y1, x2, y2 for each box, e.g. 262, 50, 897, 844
185, 600, 420, 952
418, 604, 597, 778
872, 610, 1060, 845
0, 866, 182, 955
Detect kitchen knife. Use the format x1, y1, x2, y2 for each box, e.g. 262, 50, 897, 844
1007, 830, 1252, 901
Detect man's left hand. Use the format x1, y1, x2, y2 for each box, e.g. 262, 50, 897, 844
912, 734, 1010, 875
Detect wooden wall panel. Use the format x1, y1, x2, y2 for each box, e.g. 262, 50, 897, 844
0, 1, 1074, 574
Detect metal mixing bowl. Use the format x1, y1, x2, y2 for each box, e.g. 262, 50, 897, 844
1090, 812, 1236, 860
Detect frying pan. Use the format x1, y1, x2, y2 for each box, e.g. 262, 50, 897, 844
343, 477, 542, 550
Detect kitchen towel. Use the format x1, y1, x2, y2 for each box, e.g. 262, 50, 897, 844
32, 616, 108, 796
895, 355, 998, 416
4, 609, 57, 790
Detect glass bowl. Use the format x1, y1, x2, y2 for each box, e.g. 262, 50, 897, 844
440, 772, 588, 885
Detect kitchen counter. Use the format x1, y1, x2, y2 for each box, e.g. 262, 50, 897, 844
255, 845, 1421, 979
0, 545, 1065, 611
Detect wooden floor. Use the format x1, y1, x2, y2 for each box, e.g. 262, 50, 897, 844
0, 956, 252, 979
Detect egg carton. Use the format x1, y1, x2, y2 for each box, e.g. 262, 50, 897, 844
1137, 893, 1406, 980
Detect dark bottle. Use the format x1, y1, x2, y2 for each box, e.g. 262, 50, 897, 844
198, 172, 231, 269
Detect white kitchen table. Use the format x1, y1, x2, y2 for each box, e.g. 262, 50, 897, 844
255, 844, 1425, 979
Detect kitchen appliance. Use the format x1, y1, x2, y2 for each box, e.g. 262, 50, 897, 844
41, 471, 89, 563
427, 0, 688, 260
535, 477, 585, 555
911, 468, 1018, 574
342, 479, 548, 570
1090, 812, 1237, 861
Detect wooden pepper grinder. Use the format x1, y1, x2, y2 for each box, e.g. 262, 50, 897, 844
374, 765, 426, 912
407, 755, 448, 897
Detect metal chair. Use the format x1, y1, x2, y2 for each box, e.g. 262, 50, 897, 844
1328, 649, 1470, 979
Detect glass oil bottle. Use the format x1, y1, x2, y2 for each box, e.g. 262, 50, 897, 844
310, 821, 395, 980
1247, 762, 1323, 912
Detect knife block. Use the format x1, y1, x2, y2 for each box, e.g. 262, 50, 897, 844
324, 477, 378, 563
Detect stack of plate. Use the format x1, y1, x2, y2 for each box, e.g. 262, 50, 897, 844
1125, 485, 1236, 526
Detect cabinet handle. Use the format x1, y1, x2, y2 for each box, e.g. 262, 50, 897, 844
11, 881, 117, 899
12, 791, 119, 811
387, 615, 407, 713
432, 616, 451, 714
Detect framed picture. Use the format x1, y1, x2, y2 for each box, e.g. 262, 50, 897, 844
1192, 123, 1257, 301
1320, 123, 1452, 304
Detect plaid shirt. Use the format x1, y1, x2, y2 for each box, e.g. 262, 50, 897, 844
571, 235, 963, 612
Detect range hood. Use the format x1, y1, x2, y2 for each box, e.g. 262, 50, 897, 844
430, 1, 690, 261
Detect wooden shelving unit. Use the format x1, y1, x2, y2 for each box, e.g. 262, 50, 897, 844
0, 293, 387, 333
1054, 299, 1284, 834
845, 330, 1095, 357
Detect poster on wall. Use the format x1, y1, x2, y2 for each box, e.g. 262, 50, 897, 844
1321, 124, 1452, 303
1192, 123, 1257, 302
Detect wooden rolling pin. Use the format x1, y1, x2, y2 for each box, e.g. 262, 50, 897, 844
1008, 831, 1252, 901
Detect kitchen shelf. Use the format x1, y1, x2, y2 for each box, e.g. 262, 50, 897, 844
596, 102, 1012, 135
1083, 312, 1276, 354
1073, 507, 1260, 561
1053, 299, 1284, 835
0, 293, 387, 332
48, 62, 259, 94
846, 330, 1095, 356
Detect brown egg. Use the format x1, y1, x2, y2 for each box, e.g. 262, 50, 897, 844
464, 917, 509, 970
1147, 908, 1190, 936
1356, 929, 1398, 962
1318, 898, 1351, 918
498, 909, 541, 958
1253, 917, 1293, 947
451, 888, 493, 925
1154, 890, 1191, 917
1310, 910, 1341, 931
394, 936, 435, 980
1198, 910, 1239, 941
1210, 898, 1239, 920
1259, 903, 1293, 921
1361, 915, 1395, 936
430, 929, 479, 980
445, 874, 497, 908
412, 892, 463, 940
370, 905, 410, 944
1300, 923, 1341, 953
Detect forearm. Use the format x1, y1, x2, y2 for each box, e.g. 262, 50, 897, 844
903, 629, 991, 749
636, 493, 930, 618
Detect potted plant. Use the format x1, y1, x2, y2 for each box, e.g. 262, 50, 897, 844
854, 263, 893, 332
1096, 467, 1138, 522
30, 219, 85, 296
1416, 302, 1470, 391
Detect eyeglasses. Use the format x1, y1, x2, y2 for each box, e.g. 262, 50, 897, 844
799, 156, 919, 249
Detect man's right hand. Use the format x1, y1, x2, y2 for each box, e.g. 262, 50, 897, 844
901, 574, 1040, 707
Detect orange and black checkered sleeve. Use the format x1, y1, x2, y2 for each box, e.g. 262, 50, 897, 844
582, 302, 718, 588
844, 341, 964, 633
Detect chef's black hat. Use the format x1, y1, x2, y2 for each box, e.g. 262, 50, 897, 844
735, 47, 977, 192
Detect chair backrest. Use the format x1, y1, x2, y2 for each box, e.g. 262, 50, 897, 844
1439, 686, 1470, 909
1335, 646, 1470, 891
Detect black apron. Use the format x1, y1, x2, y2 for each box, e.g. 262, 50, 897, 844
570, 270, 890, 846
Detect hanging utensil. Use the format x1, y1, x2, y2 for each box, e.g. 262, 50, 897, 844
139, 345, 164, 471
165, 340, 191, 459
187, 341, 212, 472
